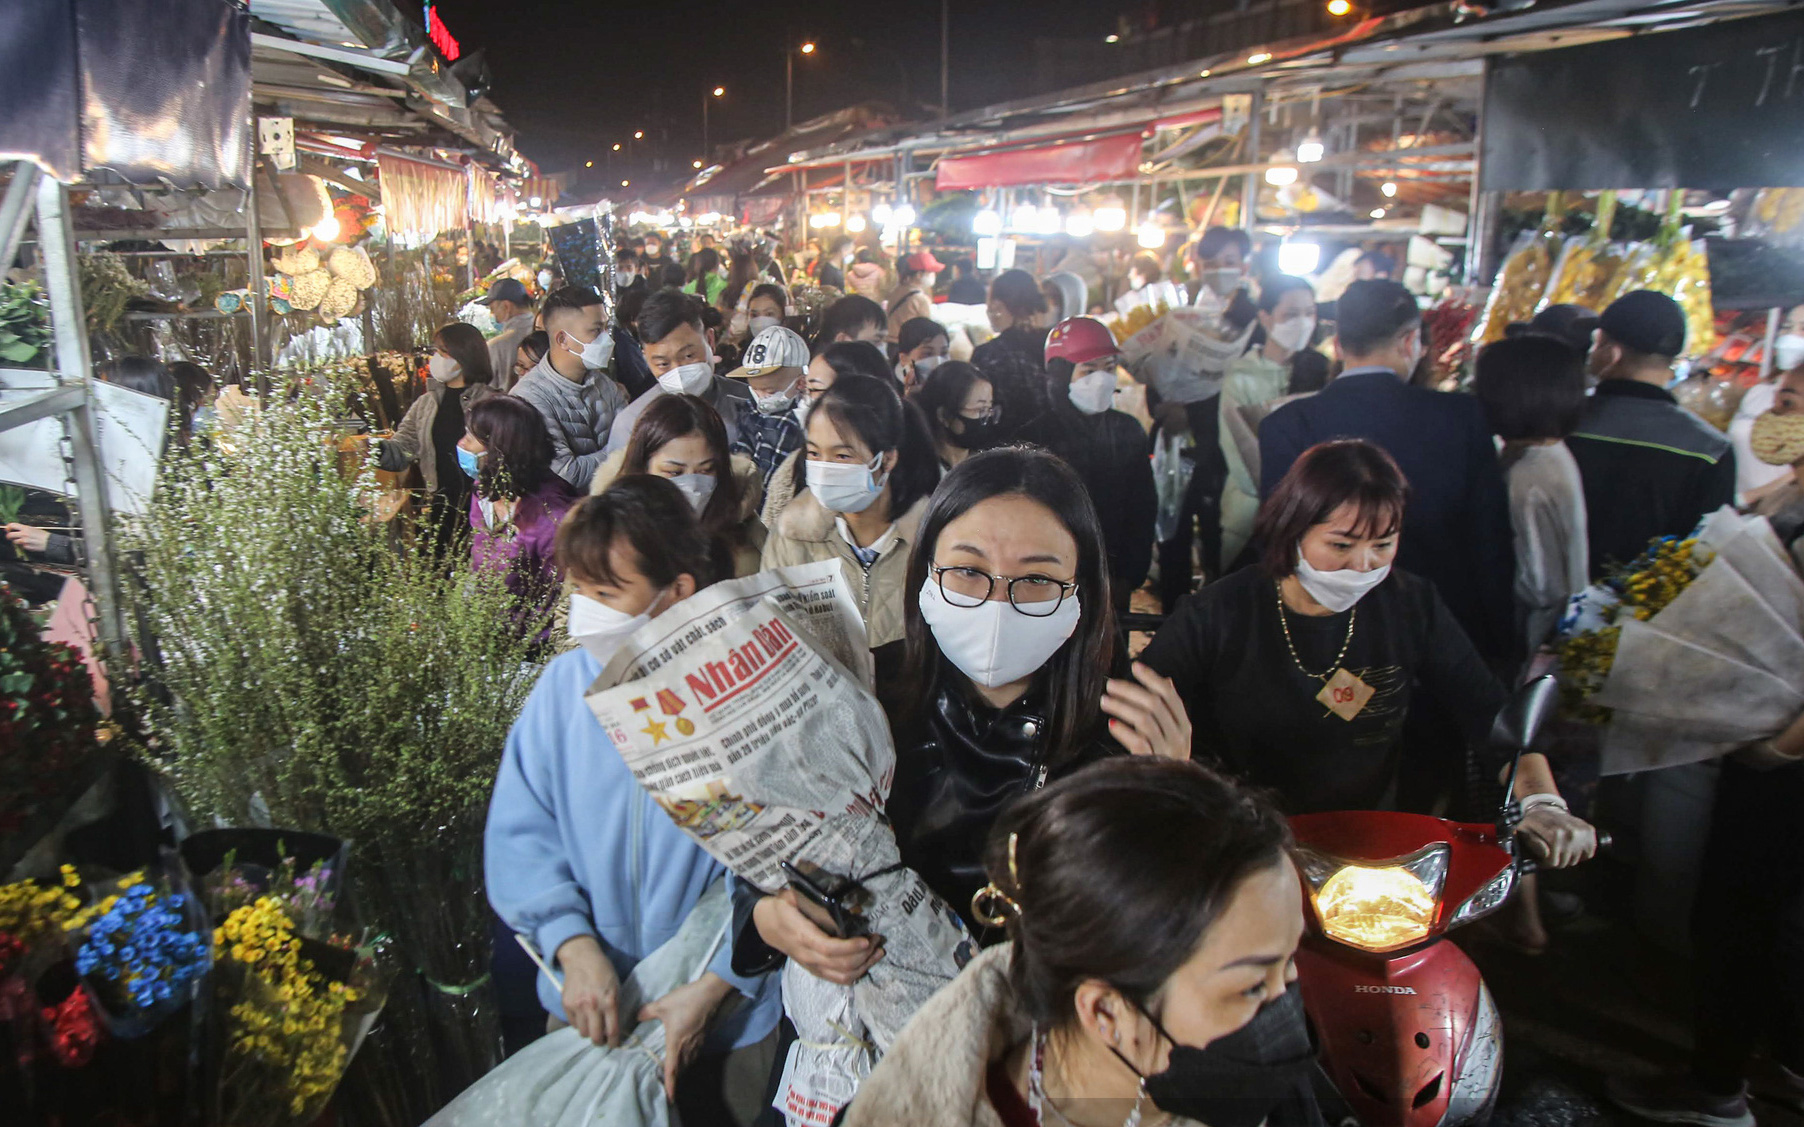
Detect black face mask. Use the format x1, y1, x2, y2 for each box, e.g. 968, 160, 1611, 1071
1113, 987, 1319, 1127
948, 416, 1002, 450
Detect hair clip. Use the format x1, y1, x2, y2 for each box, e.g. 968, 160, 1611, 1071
970, 833, 1023, 928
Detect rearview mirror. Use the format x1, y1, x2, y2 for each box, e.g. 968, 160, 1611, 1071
1489, 675, 1559, 754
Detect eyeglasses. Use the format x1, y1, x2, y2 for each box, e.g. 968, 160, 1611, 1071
930, 564, 1078, 616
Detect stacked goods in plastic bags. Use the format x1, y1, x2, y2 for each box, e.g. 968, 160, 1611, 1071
1541, 192, 1633, 311
1472, 193, 1566, 346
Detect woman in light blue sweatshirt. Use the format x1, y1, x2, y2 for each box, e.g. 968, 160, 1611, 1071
485, 475, 780, 1123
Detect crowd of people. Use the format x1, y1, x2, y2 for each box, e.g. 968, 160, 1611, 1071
12, 223, 1804, 1127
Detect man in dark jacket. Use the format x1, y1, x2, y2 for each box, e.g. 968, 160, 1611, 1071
1016, 316, 1157, 610
1567, 290, 1735, 577
1260, 279, 1517, 664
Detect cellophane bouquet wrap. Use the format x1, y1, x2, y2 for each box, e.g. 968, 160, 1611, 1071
1555, 508, 1804, 774
583, 561, 974, 1127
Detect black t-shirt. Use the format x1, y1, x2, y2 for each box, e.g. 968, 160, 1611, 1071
1138, 566, 1504, 813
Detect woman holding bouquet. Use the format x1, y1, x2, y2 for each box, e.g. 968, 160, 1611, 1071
737, 446, 1194, 986
485, 476, 780, 1125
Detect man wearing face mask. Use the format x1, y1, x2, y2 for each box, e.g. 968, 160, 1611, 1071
480, 278, 537, 393
640, 232, 676, 280
1566, 290, 1736, 579
605, 289, 753, 457
1259, 280, 1518, 667
511, 287, 629, 490
725, 324, 809, 486
1015, 317, 1158, 612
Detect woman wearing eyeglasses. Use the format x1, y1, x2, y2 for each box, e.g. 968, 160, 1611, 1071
738, 447, 1192, 989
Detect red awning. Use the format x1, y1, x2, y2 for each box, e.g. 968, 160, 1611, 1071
935, 132, 1145, 190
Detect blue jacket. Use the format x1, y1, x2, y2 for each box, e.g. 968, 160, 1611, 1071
1259, 368, 1518, 664
485, 649, 781, 1051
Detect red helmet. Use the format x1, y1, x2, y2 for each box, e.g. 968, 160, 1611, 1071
1044, 316, 1118, 366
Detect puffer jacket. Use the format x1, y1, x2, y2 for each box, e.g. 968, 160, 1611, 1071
758, 482, 928, 649
587, 448, 767, 578
882, 653, 1116, 938
841, 942, 1210, 1127
510, 354, 628, 489
379, 380, 497, 492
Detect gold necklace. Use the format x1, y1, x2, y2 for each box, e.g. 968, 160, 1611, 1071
1275, 581, 1355, 680
1276, 582, 1375, 722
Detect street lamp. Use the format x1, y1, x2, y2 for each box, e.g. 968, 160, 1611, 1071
786, 41, 817, 130
612, 143, 621, 151
633, 131, 644, 140
703, 85, 724, 165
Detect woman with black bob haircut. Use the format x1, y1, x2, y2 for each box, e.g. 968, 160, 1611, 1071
971, 269, 1054, 436
737, 448, 1193, 993
1473, 334, 1591, 655
913, 360, 998, 468
760, 373, 939, 648
894, 315, 950, 391
842, 757, 1311, 1127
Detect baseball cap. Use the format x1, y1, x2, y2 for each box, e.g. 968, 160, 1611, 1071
479, 277, 530, 306
1505, 303, 1601, 354
904, 250, 945, 274
1599, 290, 1687, 358
732, 325, 810, 377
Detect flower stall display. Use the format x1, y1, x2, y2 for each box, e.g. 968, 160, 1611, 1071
1555, 508, 1804, 774
0, 585, 104, 845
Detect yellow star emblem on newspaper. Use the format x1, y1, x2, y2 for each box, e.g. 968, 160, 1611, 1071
640, 717, 670, 745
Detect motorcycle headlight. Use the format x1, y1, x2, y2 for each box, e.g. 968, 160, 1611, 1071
1297, 843, 1449, 953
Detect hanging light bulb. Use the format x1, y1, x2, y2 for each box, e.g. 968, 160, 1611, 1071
1036, 206, 1063, 235
1370, 208, 1387, 219
1137, 223, 1165, 249
308, 213, 341, 243
1278, 240, 1321, 275
872, 202, 893, 226
893, 204, 917, 227
1265, 165, 1299, 186
1011, 205, 1038, 232
1093, 206, 1127, 232
1296, 130, 1325, 163
1065, 212, 1095, 238
1381, 181, 1399, 197
846, 214, 868, 233
973, 208, 1003, 236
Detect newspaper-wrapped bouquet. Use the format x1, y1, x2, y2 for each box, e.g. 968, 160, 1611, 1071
1554, 508, 1804, 774
584, 561, 974, 1126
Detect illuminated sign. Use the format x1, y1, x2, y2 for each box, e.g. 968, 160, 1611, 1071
424, 4, 461, 61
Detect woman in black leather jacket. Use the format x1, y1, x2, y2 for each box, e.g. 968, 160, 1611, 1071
739, 446, 1193, 987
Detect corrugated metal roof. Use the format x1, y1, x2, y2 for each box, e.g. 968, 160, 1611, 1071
248, 0, 362, 48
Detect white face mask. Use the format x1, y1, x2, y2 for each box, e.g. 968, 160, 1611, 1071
659, 359, 714, 396
748, 314, 781, 335
617, 270, 638, 286
1294, 549, 1391, 613
538, 269, 554, 289
1201, 268, 1242, 296
1269, 314, 1316, 353
754, 384, 799, 415
911, 355, 944, 380
1777, 333, 1804, 373
428, 353, 460, 383
806, 450, 888, 513
670, 472, 717, 513
568, 591, 659, 664
917, 578, 1082, 688
566, 327, 615, 371
1067, 368, 1116, 415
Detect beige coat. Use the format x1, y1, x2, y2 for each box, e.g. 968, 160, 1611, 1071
886, 283, 933, 344
587, 448, 768, 579
843, 942, 1206, 1127
759, 480, 928, 649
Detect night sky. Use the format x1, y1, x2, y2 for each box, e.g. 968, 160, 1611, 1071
432, 0, 1119, 183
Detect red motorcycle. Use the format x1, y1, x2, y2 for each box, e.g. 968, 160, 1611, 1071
1289, 677, 1579, 1127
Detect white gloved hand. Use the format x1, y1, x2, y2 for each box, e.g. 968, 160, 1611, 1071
1517, 804, 1598, 869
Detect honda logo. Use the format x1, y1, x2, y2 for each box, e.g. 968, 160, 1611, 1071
1353, 984, 1418, 995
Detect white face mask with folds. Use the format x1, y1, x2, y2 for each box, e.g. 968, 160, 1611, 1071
659, 348, 716, 396
917, 579, 1083, 687
568, 590, 665, 665
565, 327, 615, 371
1067, 369, 1116, 415
669, 472, 717, 513
1268, 314, 1316, 353
806, 450, 888, 513
1293, 549, 1391, 613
